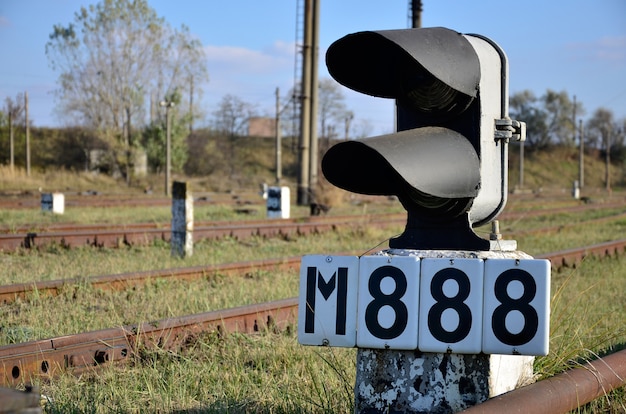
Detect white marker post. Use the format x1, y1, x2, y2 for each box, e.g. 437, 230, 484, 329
266, 186, 290, 219
171, 181, 193, 257
41, 192, 64, 214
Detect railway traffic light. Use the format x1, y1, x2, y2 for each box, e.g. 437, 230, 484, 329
322, 27, 525, 250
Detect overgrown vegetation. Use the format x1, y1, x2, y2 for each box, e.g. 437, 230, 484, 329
1, 112, 625, 412
1, 196, 626, 412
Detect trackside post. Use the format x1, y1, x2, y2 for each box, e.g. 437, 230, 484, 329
298, 26, 551, 412
41, 192, 64, 214
171, 181, 193, 257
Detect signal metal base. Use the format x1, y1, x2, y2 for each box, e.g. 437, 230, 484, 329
389, 211, 489, 251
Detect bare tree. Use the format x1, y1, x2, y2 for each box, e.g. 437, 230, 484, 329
318, 78, 348, 148
212, 94, 257, 177
586, 108, 622, 191
46, 0, 208, 181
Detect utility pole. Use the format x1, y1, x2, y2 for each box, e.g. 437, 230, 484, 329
308, 0, 320, 206
578, 119, 584, 188
345, 112, 353, 141
275, 87, 282, 185
410, 0, 422, 28
9, 111, 14, 172
160, 100, 175, 196
297, 0, 313, 206
572, 95, 577, 191
189, 76, 194, 134
605, 125, 611, 193
25, 91, 30, 177
519, 138, 524, 190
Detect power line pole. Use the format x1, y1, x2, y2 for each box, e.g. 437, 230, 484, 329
579, 119, 584, 188
25, 91, 30, 177
410, 0, 422, 28
160, 100, 175, 196
519, 139, 524, 190
9, 111, 14, 172
297, 0, 313, 206
308, 0, 320, 206
275, 87, 282, 185
189, 76, 194, 134
605, 124, 611, 193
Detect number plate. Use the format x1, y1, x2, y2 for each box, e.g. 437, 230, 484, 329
482, 259, 551, 356
297, 255, 359, 346
356, 255, 420, 350
419, 258, 484, 354
297, 254, 551, 356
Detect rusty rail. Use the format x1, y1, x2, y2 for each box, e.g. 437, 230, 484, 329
0, 213, 406, 251
1, 238, 625, 306
460, 348, 626, 414
536, 238, 626, 269
0, 256, 303, 304
0, 297, 298, 387
2, 198, 624, 251
0, 240, 625, 388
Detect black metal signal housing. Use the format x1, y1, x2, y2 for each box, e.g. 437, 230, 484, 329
322, 27, 525, 250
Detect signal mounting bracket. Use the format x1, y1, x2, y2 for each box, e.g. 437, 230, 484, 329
495, 118, 526, 143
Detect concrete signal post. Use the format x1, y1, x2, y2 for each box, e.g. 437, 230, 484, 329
297, 27, 550, 412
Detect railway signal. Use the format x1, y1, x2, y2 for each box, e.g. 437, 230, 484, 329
321, 27, 525, 250
298, 26, 549, 412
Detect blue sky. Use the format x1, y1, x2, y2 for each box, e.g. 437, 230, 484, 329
0, 0, 625, 134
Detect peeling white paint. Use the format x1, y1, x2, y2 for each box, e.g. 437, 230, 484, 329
355, 249, 538, 413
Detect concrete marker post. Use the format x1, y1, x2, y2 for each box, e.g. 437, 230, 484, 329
353, 247, 538, 413
171, 181, 193, 257
41, 192, 64, 215
266, 186, 290, 219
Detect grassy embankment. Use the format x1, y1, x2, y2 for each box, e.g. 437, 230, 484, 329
1, 143, 625, 412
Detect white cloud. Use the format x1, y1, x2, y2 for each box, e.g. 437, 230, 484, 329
204, 42, 294, 75
567, 35, 626, 64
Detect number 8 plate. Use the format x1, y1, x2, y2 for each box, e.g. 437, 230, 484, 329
482, 259, 550, 355
298, 255, 550, 356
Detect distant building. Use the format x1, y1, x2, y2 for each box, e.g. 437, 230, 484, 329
248, 117, 276, 138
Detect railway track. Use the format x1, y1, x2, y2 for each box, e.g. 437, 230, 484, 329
1, 239, 625, 387
1, 199, 624, 251
1, 206, 625, 306
0, 210, 625, 306
0, 213, 406, 251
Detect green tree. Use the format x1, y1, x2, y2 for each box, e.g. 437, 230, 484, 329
46, 0, 208, 181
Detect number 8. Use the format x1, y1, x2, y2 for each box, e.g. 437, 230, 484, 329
492, 269, 539, 346
427, 268, 472, 343
364, 266, 408, 340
